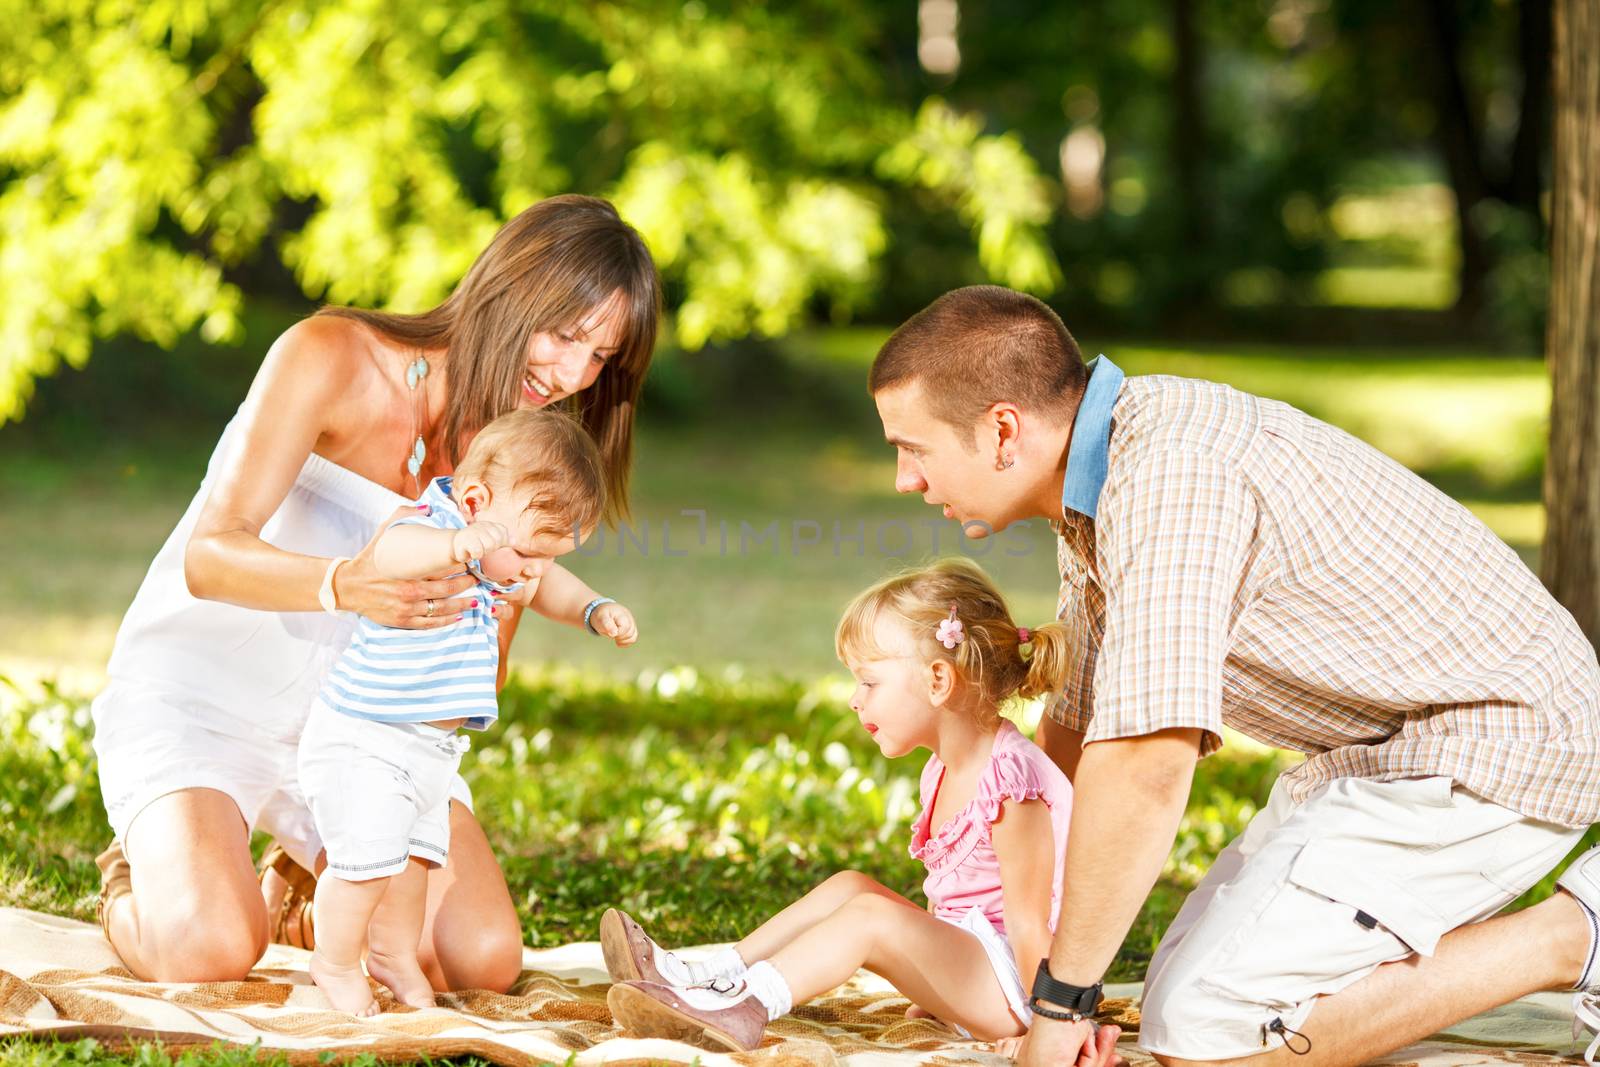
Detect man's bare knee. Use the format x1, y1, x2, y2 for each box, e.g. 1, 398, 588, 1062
1151, 1054, 1242, 1067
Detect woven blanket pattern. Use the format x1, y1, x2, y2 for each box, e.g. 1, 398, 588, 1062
0, 909, 1583, 1065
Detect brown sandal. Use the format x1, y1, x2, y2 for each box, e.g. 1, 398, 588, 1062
94, 839, 132, 942
259, 843, 318, 950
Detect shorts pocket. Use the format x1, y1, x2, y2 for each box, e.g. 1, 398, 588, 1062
1187, 842, 1425, 1018
1286, 838, 1451, 956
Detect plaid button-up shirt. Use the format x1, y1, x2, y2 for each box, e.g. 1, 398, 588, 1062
1047, 360, 1600, 828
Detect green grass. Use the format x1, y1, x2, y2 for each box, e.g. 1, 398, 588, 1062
0, 1038, 315, 1067
0, 1039, 503, 1067
0, 665, 1295, 985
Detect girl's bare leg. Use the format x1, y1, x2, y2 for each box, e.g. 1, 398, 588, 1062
309, 874, 388, 1015
768, 893, 1024, 1041
366, 859, 436, 1007
735, 870, 919, 964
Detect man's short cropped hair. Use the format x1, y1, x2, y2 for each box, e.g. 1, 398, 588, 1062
869, 286, 1089, 442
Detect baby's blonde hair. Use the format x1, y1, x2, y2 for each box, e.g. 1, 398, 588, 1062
454, 408, 605, 537
835, 557, 1071, 717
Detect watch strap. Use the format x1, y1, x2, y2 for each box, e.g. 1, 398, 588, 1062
1029, 959, 1103, 1020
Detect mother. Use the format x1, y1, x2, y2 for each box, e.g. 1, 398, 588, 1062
90, 195, 661, 989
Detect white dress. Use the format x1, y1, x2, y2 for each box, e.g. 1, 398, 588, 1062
91, 417, 473, 869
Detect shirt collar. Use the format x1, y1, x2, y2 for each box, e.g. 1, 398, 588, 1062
1060, 355, 1125, 521
428, 477, 524, 594
425, 475, 458, 514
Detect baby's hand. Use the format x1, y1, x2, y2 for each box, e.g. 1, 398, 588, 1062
590, 602, 638, 647
452, 521, 510, 563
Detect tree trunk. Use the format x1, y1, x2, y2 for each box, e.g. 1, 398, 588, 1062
1168, 0, 1208, 313
1172, 0, 1205, 250
1503, 0, 1552, 215
1422, 0, 1494, 315
1540, 0, 1600, 645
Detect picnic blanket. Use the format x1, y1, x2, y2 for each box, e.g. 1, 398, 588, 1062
0, 908, 1585, 1065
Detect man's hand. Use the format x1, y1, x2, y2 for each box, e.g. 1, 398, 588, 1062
590, 601, 638, 646
451, 521, 510, 563
1014, 1017, 1124, 1067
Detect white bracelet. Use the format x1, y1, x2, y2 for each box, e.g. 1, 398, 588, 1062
319, 556, 351, 614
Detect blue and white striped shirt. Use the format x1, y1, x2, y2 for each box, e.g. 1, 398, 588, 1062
319, 477, 519, 731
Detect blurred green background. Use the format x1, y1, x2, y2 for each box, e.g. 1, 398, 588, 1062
5, 0, 1593, 1006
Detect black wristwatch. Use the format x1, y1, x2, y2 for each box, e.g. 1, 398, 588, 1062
1029, 959, 1103, 1022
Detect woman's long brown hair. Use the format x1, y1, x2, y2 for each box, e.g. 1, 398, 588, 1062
317, 194, 661, 524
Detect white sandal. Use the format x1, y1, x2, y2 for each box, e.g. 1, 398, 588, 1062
1575, 992, 1600, 1064
1560, 846, 1600, 1063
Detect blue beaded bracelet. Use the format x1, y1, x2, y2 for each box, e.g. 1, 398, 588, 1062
583, 596, 616, 635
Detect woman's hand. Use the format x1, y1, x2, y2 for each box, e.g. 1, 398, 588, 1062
335, 507, 480, 627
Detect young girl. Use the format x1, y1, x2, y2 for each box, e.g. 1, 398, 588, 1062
299, 408, 637, 1015
604, 557, 1077, 1051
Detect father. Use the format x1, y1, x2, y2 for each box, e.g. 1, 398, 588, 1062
870, 285, 1600, 1066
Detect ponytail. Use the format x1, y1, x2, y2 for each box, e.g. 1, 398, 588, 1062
1015, 621, 1072, 701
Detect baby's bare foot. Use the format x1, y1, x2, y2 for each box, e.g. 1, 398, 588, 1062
366, 947, 435, 1009
309, 952, 379, 1016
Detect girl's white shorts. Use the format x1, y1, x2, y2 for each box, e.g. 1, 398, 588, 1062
940, 906, 1033, 1032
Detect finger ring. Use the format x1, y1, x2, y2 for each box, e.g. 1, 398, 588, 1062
424, 598, 436, 617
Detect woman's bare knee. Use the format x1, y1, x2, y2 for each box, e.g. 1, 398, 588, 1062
424, 916, 522, 992
116, 788, 264, 982
142, 895, 267, 982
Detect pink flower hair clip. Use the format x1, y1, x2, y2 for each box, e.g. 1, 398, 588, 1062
936, 603, 966, 650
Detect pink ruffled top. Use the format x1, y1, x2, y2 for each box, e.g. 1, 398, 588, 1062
908, 719, 1074, 936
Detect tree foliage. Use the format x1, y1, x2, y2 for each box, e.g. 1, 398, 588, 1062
0, 0, 1061, 422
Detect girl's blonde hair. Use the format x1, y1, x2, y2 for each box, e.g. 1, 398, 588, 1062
835, 557, 1071, 715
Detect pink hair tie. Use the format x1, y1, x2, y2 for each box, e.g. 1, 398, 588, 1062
1017, 627, 1032, 644
936, 603, 966, 650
